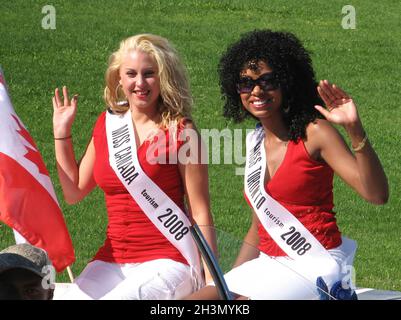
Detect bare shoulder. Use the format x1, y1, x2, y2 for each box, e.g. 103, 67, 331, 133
179, 117, 202, 138
306, 118, 342, 144
304, 119, 344, 160
180, 117, 196, 130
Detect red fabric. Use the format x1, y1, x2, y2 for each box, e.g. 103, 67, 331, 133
92, 112, 188, 265
244, 138, 342, 256
0, 154, 75, 272
0, 77, 75, 272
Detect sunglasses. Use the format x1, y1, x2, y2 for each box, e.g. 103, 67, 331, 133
236, 73, 279, 94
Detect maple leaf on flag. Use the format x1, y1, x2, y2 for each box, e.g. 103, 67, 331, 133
0, 67, 75, 272
11, 115, 49, 176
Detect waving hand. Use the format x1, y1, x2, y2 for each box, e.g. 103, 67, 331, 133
52, 86, 78, 137
314, 80, 360, 127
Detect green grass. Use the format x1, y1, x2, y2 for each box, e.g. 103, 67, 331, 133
1, 0, 400, 291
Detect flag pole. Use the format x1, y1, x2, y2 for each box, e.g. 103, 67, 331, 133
66, 266, 74, 283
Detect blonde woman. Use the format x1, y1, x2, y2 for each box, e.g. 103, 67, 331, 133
52, 34, 215, 300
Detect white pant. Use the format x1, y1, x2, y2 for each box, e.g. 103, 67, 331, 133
55, 259, 193, 300
223, 237, 357, 300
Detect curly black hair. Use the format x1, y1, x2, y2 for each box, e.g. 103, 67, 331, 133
218, 29, 323, 141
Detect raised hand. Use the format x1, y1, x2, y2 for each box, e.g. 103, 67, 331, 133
314, 80, 360, 127
52, 86, 78, 137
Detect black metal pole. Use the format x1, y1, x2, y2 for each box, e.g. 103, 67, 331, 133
190, 224, 233, 300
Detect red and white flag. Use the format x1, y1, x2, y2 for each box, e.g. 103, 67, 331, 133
0, 67, 75, 272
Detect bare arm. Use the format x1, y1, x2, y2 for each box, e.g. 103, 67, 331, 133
52, 86, 96, 204
314, 80, 389, 204
178, 121, 217, 284
232, 210, 260, 268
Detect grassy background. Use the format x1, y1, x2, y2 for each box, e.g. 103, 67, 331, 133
1, 0, 400, 291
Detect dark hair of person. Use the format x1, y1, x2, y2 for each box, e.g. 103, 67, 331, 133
218, 29, 323, 141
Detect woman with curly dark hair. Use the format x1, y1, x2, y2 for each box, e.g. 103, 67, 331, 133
187, 30, 388, 300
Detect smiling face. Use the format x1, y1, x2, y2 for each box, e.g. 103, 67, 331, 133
239, 60, 283, 120
119, 50, 161, 112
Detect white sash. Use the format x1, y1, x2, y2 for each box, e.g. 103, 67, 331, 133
105, 110, 203, 288
244, 125, 339, 272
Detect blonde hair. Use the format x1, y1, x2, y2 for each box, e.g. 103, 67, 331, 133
104, 34, 192, 128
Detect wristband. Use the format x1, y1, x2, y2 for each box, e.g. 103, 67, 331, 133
352, 134, 368, 152
54, 135, 72, 140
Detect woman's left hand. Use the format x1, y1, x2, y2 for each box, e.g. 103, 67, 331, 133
315, 80, 360, 127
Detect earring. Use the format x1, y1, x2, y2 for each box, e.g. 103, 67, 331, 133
115, 84, 129, 107
283, 105, 290, 114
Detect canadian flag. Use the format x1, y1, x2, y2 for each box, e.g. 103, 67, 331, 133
0, 67, 75, 272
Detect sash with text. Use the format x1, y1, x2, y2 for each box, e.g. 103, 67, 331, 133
105, 110, 203, 288
244, 125, 339, 272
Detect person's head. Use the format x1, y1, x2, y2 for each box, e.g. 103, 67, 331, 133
219, 29, 323, 141
0, 244, 54, 300
104, 34, 192, 128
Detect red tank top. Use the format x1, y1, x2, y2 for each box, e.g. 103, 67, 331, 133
91, 112, 188, 265
245, 138, 342, 256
